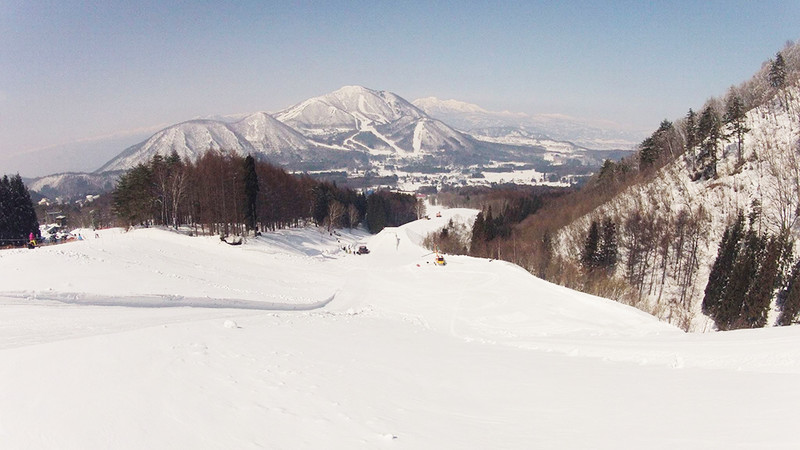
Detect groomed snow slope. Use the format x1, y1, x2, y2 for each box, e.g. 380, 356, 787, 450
1, 209, 799, 449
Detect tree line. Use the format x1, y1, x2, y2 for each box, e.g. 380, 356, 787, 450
425, 185, 569, 261
0, 174, 39, 247
112, 150, 419, 236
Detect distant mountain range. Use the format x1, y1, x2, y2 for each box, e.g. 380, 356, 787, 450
412, 97, 644, 151
29, 86, 640, 199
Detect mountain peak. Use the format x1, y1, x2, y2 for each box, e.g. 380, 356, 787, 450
275, 85, 426, 130
332, 85, 375, 95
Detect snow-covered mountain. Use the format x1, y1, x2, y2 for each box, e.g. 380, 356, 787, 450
26, 171, 120, 201
413, 96, 644, 151
94, 86, 573, 177
97, 113, 318, 172
274, 85, 475, 158
96, 87, 488, 175
230, 111, 311, 153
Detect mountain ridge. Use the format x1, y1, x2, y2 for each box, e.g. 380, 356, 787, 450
412, 96, 643, 151
97, 85, 628, 176
29, 85, 635, 199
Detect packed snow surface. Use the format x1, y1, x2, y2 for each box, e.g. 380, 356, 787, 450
1, 208, 799, 449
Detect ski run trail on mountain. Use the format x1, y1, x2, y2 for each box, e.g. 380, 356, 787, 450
1, 206, 799, 449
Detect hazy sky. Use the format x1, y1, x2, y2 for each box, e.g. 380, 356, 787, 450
2, 0, 799, 176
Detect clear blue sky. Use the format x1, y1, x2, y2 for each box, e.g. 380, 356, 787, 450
1, 0, 798, 175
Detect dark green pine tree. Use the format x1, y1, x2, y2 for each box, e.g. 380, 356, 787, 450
695, 106, 721, 180
741, 233, 786, 328
724, 94, 750, 162
484, 206, 497, 242
721, 222, 765, 330
702, 212, 745, 323
638, 136, 658, 171
166, 149, 181, 165
777, 260, 800, 326
311, 183, 331, 227
242, 155, 259, 234
0, 174, 40, 246
365, 193, 387, 234
470, 211, 486, 253
113, 163, 156, 226
684, 109, 698, 156
13, 175, 39, 239
598, 218, 618, 273
0, 176, 10, 244
597, 159, 617, 184
581, 220, 601, 271
769, 52, 787, 89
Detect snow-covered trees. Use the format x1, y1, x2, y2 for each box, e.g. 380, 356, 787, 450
0, 174, 40, 247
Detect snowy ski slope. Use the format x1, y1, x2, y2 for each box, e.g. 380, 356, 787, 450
1, 207, 799, 448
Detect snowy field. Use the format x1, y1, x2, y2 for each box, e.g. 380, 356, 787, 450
1, 207, 799, 449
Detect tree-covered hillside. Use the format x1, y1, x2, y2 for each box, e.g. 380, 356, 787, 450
465, 41, 800, 332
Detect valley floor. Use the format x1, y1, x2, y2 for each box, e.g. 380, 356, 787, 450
1, 209, 798, 449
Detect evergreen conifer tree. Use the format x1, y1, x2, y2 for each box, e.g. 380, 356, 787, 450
695, 106, 721, 180
484, 206, 496, 242
243, 155, 259, 233
0, 174, 39, 246
724, 93, 750, 162
0, 176, 9, 244
365, 193, 387, 234
721, 221, 765, 329
311, 184, 331, 227
581, 220, 600, 271
777, 260, 800, 326
685, 109, 698, 156
598, 218, 618, 273
638, 136, 658, 171
769, 52, 787, 89
703, 212, 745, 323
742, 233, 785, 328
113, 163, 155, 226
470, 211, 486, 253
